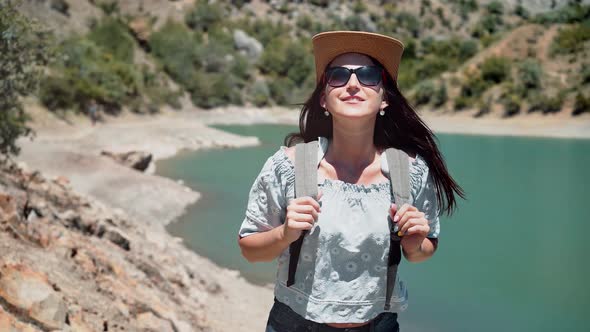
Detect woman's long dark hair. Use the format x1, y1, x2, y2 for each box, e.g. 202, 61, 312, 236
285, 61, 465, 216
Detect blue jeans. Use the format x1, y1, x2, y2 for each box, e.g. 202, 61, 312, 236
265, 299, 400, 332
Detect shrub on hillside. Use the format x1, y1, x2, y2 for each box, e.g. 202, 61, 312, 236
413, 80, 437, 105
582, 63, 590, 84
433, 82, 448, 107
88, 18, 135, 63
573, 92, 590, 115
185, 0, 224, 32
517, 59, 543, 90
501, 94, 521, 117
40, 37, 142, 112
551, 23, 590, 55
528, 92, 565, 114
533, 3, 590, 24
480, 56, 510, 83
149, 21, 200, 88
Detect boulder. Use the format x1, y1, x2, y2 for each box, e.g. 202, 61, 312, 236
233, 29, 263, 60
101, 151, 153, 172
0, 264, 67, 330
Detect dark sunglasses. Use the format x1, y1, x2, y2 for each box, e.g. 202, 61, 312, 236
324, 66, 385, 87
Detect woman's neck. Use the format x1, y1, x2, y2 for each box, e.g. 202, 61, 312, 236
327, 124, 378, 169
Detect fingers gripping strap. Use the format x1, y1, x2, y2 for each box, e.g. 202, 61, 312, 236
384, 148, 410, 310
288, 141, 319, 287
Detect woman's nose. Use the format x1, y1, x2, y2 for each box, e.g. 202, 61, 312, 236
346, 73, 360, 90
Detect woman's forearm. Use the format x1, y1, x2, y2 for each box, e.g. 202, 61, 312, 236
402, 238, 438, 263
238, 225, 292, 262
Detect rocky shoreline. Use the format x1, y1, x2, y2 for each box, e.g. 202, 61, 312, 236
1, 107, 284, 332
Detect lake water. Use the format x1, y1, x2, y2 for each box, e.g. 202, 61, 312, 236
157, 124, 590, 332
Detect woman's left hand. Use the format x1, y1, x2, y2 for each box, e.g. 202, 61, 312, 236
389, 203, 430, 254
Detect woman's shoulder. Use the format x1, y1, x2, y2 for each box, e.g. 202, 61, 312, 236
258, 147, 295, 184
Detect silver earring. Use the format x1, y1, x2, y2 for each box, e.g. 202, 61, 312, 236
379, 109, 385, 116
324, 110, 330, 117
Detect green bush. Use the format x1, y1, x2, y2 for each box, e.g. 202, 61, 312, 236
551, 23, 590, 55
397, 11, 420, 37
533, 3, 590, 24
460, 72, 490, 99
454, 95, 472, 110
190, 71, 241, 109
39, 35, 149, 112
486, 1, 504, 15
414, 80, 437, 105
149, 21, 200, 87
185, 1, 224, 32
501, 94, 521, 117
517, 59, 543, 90
433, 82, 448, 107
480, 56, 511, 83
234, 19, 289, 47
248, 80, 271, 107
258, 38, 313, 86
582, 63, 590, 84
353, 0, 367, 13
268, 76, 297, 105
528, 92, 565, 114
50, 0, 69, 16
88, 18, 135, 63
573, 92, 590, 115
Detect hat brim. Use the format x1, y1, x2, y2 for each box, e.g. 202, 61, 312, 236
312, 31, 404, 83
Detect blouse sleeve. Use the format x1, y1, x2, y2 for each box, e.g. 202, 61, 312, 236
411, 156, 441, 239
238, 153, 289, 238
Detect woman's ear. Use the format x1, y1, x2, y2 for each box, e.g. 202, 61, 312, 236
381, 99, 389, 110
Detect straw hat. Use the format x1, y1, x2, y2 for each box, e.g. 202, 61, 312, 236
312, 31, 405, 83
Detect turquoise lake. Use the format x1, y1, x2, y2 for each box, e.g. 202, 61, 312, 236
157, 124, 590, 332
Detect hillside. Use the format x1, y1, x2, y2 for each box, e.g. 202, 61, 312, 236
13, 0, 590, 119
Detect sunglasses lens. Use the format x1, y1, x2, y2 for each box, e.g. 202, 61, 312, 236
326, 67, 351, 87
325, 67, 383, 87
357, 67, 382, 86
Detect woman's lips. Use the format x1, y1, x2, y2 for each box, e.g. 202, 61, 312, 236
342, 96, 365, 103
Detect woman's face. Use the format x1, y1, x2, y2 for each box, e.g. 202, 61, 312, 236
320, 53, 388, 120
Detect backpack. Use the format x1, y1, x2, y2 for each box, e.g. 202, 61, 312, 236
287, 140, 411, 311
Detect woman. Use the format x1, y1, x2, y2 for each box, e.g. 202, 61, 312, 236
238, 31, 464, 331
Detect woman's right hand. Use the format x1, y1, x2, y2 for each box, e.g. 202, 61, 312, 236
282, 193, 322, 244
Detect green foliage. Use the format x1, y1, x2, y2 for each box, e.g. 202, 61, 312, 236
528, 91, 565, 114
258, 38, 313, 86
1, 1, 50, 156
268, 76, 296, 105
353, 0, 367, 13
234, 19, 289, 46
190, 71, 242, 108
50, 0, 69, 16
248, 80, 271, 107
486, 1, 504, 15
480, 56, 511, 83
581, 63, 590, 84
452, 0, 478, 20
149, 21, 199, 87
573, 92, 590, 115
533, 3, 590, 24
95, 0, 119, 15
185, 0, 224, 32
88, 18, 135, 63
551, 23, 590, 55
413, 80, 437, 105
40, 37, 142, 111
309, 0, 329, 7
433, 82, 448, 107
396, 11, 420, 37
422, 37, 478, 62
514, 4, 530, 19
517, 59, 543, 90
501, 93, 521, 117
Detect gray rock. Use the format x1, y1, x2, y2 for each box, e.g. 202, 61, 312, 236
101, 150, 153, 172
233, 29, 263, 60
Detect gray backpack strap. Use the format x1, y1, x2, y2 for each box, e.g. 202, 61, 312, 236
384, 148, 410, 310
287, 141, 318, 287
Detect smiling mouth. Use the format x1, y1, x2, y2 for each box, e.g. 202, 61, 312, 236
342, 96, 365, 102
